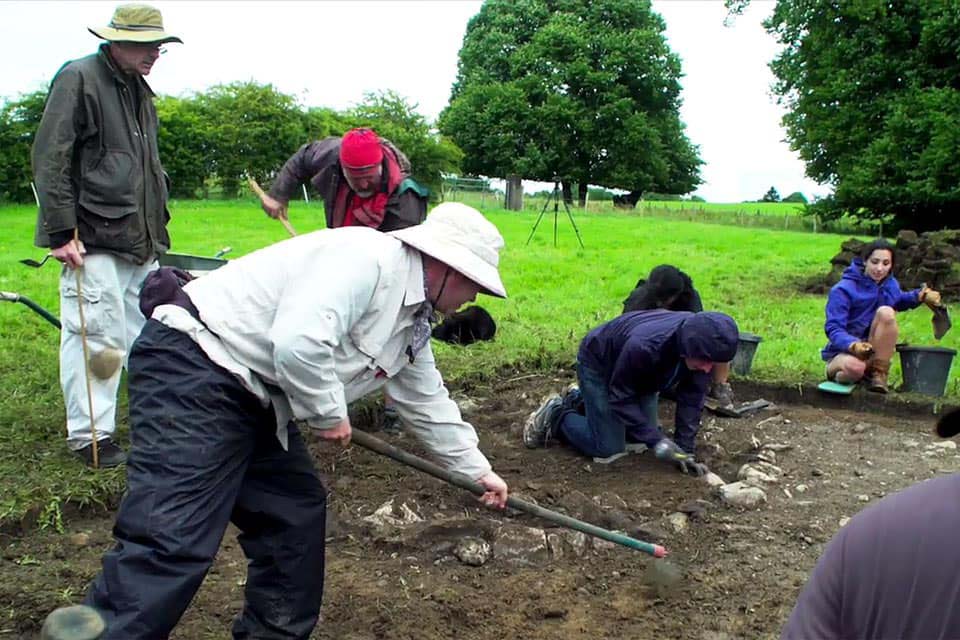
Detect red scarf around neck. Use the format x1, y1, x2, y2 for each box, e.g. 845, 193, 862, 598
332, 146, 404, 229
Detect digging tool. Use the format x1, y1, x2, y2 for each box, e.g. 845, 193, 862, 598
1, 291, 122, 378
73, 229, 100, 468
1, 290, 61, 329
20, 253, 54, 268
818, 380, 855, 395
704, 397, 772, 418
41, 604, 105, 640
933, 304, 952, 340
349, 429, 668, 558
248, 176, 298, 237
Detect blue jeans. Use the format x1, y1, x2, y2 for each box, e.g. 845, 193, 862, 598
557, 362, 662, 458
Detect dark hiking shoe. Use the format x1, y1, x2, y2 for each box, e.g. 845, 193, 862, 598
707, 382, 735, 408
523, 394, 563, 448
73, 439, 127, 468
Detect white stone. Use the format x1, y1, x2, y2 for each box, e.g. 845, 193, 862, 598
665, 512, 689, 534
493, 524, 549, 566
703, 472, 726, 489
719, 482, 767, 508
930, 440, 957, 450
453, 537, 491, 566
903, 439, 920, 449
839, 516, 851, 527
562, 530, 589, 557
738, 464, 778, 486
857, 494, 870, 503
795, 484, 809, 494
362, 499, 423, 528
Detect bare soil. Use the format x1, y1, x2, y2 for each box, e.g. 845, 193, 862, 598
2, 373, 957, 640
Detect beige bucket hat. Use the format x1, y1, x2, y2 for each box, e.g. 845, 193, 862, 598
390, 202, 507, 298
89, 4, 182, 44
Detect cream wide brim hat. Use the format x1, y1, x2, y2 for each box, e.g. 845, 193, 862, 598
390, 202, 507, 299
89, 3, 182, 44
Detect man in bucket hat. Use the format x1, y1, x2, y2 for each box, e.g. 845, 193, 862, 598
32, 4, 182, 467
83, 202, 510, 638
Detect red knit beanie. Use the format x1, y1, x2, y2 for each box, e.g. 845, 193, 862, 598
340, 128, 383, 168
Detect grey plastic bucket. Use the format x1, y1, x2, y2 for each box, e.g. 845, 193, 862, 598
897, 345, 957, 396
731, 332, 763, 376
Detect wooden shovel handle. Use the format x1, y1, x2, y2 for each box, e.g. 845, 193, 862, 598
248, 177, 297, 237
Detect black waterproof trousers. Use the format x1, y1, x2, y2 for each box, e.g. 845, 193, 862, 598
85, 320, 327, 639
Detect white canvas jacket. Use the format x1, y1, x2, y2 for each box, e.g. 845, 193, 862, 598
153, 227, 492, 479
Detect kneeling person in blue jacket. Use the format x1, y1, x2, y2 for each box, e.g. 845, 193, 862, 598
523, 310, 738, 475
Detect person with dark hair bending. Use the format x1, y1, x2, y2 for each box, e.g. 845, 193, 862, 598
822, 239, 941, 393
623, 265, 735, 407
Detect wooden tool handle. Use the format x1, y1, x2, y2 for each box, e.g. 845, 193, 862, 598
248, 177, 297, 237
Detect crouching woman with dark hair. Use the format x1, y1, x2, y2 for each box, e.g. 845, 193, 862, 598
822, 239, 940, 393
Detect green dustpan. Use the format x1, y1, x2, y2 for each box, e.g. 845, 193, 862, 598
818, 380, 855, 395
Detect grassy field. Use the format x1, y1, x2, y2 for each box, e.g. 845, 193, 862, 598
0, 200, 954, 529
447, 191, 884, 235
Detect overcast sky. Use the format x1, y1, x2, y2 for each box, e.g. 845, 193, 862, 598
0, 0, 828, 202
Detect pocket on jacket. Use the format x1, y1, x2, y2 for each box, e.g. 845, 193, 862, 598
60, 278, 110, 336
79, 148, 140, 216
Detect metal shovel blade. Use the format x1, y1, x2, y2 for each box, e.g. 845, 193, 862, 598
20, 254, 53, 268
933, 305, 952, 340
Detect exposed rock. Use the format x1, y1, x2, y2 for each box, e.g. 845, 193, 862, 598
678, 499, 712, 520
558, 490, 604, 522
665, 512, 689, 534
857, 494, 870, 503
493, 524, 549, 566
362, 498, 423, 530
633, 521, 670, 544
703, 472, 726, 489
453, 537, 491, 566
738, 464, 778, 486
594, 491, 629, 511
719, 482, 767, 508
601, 508, 636, 532
452, 394, 480, 415
795, 484, 809, 494
903, 439, 920, 449
851, 422, 872, 434
67, 532, 90, 547
562, 530, 590, 557
839, 516, 851, 527
546, 532, 564, 560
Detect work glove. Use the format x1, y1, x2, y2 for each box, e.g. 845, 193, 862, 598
849, 341, 875, 360
653, 439, 709, 477
920, 286, 943, 310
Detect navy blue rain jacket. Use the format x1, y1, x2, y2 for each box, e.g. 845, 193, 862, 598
578, 310, 739, 444
821, 259, 921, 361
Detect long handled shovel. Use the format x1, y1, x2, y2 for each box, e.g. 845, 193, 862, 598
72, 229, 100, 468
248, 177, 298, 237
350, 429, 668, 558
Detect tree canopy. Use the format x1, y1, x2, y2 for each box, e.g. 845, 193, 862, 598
0, 83, 460, 202
762, 0, 960, 230
439, 0, 702, 206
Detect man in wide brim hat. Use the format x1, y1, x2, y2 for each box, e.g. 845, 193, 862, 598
32, 3, 181, 469
88, 3, 182, 44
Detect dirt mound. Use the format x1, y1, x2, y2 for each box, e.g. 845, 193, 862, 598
3, 374, 957, 639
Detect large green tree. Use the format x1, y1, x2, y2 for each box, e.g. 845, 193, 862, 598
439, 0, 701, 206
156, 95, 213, 198
757, 0, 960, 230
0, 90, 46, 202
195, 81, 307, 198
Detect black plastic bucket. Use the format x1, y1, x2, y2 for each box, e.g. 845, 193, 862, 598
897, 345, 957, 396
731, 332, 763, 376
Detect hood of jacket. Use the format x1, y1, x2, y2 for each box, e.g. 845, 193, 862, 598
676, 312, 739, 362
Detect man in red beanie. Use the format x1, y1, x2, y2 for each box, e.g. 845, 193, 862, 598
259, 128, 428, 232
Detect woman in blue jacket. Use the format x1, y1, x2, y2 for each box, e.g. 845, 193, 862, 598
823, 239, 940, 392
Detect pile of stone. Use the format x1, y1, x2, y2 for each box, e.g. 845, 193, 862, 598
822, 230, 960, 297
